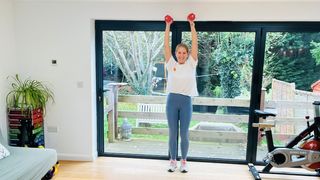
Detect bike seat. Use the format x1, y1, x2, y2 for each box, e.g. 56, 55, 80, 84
254, 110, 276, 118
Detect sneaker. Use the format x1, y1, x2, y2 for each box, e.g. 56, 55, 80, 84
180, 160, 188, 173
168, 160, 177, 172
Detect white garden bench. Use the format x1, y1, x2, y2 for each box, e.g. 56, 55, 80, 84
136, 103, 167, 127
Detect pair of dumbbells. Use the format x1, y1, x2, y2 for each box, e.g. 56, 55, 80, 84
164, 13, 196, 23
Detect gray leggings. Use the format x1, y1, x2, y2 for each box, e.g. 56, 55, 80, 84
166, 93, 192, 160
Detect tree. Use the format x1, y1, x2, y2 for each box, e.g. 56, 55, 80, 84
103, 31, 164, 95
264, 32, 320, 91
212, 32, 255, 98
310, 41, 320, 65
184, 32, 254, 98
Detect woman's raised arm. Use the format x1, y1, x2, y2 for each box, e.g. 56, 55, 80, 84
189, 20, 198, 61
164, 16, 173, 63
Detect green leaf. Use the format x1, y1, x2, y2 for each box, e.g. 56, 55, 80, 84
6, 74, 54, 114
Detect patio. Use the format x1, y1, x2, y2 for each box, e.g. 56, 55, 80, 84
105, 138, 268, 160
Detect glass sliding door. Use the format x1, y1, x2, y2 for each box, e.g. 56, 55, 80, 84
182, 31, 256, 160
97, 21, 320, 162
257, 32, 320, 161
102, 30, 170, 156
99, 26, 257, 160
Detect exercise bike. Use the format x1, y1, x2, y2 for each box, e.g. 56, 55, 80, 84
248, 101, 320, 179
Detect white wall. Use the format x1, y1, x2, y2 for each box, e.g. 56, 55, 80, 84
0, 0, 16, 142
13, 0, 320, 161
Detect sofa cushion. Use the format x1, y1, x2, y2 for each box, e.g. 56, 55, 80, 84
0, 143, 10, 160
0, 129, 57, 179
0, 146, 57, 179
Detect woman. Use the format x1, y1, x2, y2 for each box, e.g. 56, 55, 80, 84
164, 17, 198, 173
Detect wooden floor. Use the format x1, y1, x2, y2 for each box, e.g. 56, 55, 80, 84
53, 157, 320, 180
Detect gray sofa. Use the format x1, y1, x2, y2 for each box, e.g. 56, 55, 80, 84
0, 130, 57, 180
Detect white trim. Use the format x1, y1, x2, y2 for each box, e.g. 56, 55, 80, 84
58, 152, 97, 161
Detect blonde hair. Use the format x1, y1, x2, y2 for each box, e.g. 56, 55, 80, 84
175, 43, 189, 53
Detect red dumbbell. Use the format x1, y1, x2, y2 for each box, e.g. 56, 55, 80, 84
164, 15, 173, 23
187, 13, 196, 21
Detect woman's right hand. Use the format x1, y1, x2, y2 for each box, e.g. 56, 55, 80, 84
188, 20, 195, 27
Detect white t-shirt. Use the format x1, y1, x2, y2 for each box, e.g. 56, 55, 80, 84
165, 56, 199, 97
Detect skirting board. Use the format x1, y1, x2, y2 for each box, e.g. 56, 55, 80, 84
58, 151, 98, 161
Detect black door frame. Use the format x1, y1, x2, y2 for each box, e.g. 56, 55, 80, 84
96, 20, 320, 164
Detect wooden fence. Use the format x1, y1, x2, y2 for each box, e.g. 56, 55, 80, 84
269, 79, 320, 134
105, 81, 320, 143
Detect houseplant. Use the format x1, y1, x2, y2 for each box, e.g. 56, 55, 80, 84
6, 74, 54, 147
6, 74, 54, 113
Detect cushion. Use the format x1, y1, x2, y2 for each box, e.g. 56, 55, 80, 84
0, 146, 57, 179
0, 143, 10, 160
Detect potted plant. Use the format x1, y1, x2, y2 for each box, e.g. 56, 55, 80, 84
6, 75, 54, 147
6, 74, 54, 113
